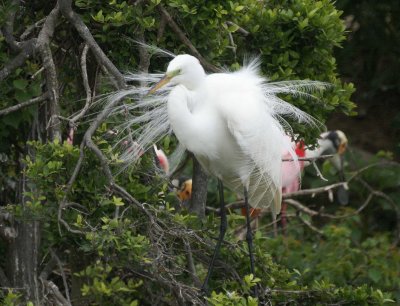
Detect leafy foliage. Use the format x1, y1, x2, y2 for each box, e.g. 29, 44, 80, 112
1, 0, 398, 305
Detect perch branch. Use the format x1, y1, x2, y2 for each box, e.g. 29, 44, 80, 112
283, 182, 347, 199
282, 154, 334, 162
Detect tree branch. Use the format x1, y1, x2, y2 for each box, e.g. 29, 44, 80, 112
189, 157, 208, 218
1, 0, 22, 52
0, 39, 36, 82
59, 0, 125, 88
0, 93, 48, 117
283, 182, 347, 199
157, 5, 220, 73
36, 2, 62, 142
225, 21, 250, 36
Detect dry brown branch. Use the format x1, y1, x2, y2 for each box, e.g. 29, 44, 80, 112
157, 4, 220, 73
0, 93, 48, 117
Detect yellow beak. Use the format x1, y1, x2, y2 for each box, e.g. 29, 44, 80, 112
147, 75, 172, 95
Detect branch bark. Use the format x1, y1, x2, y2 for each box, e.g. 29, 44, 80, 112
157, 5, 220, 73
59, 0, 125, 88
0, 39, 36, 82
36, 2, 62, 142
0, 93, 48, 117
189, 157, 208, 218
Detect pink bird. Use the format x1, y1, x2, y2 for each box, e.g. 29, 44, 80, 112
280, 130, 348, 233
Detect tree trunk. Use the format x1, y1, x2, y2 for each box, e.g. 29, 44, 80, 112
189, 158, 208, 218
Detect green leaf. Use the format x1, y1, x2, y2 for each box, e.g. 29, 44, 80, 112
13, 79, 28, 90
368, 268, 382, 283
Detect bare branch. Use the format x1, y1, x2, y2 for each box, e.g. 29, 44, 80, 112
0, 39, 36, 82
284, 199, 319, 216
225, 21, 250, 36
39, 256, 58, 281
1, 0, 22, 52
298, 215, 325, 236
157, 14, 167, 42
70, 44, 92, 123
66, 44, 92, 144
20, 18, 46, 40
0, 93, 48, 117
50, 250, 71, 305
282, 154, 334, 162
43, 280, 71, 306
59, 0, 125, 88
157, 5, 220, 73
184, 240, 202, 287
36, 2, 62, 142
283, 182, 347, 199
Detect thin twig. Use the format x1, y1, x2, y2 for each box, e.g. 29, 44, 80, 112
0, 39, 36, 81
226, 21, 250, 36
283, 182, 347, 199
298, 215, 324, 236
282, 154, 334, 162
157, 4, 220, 73
50, 249, 72, 305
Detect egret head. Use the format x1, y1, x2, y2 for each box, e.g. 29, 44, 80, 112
148, 55, 206, 94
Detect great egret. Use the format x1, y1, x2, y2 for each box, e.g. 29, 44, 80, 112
108, 53, 325, 296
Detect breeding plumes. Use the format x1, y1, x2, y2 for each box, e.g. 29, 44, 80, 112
106, 53, 326, 295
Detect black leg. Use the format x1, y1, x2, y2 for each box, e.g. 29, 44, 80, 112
244, 187, 258, 298
201, 179, 227, 294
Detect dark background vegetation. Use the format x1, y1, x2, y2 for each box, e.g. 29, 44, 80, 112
0, 0, 399, 305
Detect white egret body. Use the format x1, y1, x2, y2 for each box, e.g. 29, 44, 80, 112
152, 54, 319, 215
108, 52, 324, 295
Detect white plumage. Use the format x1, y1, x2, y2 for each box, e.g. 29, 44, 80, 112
107, 54, 324, 215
